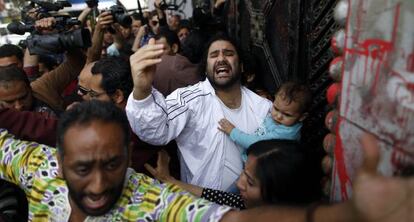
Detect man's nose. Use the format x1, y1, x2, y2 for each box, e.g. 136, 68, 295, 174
87, 171, 107, 195
236, 175, 245, 191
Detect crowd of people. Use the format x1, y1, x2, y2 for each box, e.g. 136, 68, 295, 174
0, 0, 413, 221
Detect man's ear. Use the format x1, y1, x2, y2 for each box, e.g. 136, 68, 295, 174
172, 43, 179, 54
111, 89, 125, 105
299, 112, 308, 122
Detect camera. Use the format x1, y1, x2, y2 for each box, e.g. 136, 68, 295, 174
85, 0, 99, 8
7, 0, 91, 55
108, 5, 132, 27
25, 28, 91, 55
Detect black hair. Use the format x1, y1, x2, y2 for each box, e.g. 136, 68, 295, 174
247, 139, 306, 205
198, 33, 242, 77
154, 28, 181, 52
131, 12, 144, 22
0, 65, 30, 86
57, 100, 130, 157
276, 82, 312, 113
180, 30, 206, 64
91, 57, 133, 98
0, 44, 24, 61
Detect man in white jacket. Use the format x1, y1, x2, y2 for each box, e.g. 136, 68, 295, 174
126, 34, 271, 191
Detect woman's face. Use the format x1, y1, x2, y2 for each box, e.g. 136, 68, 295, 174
236, 155, 263, 208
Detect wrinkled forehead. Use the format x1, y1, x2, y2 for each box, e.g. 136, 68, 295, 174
208, 40, 238, 55
0, 79, 27, 90
0, 56, 22, 67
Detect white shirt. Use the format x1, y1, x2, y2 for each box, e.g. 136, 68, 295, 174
126, 79, 271, 190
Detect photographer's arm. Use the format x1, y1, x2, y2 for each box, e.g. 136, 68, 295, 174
22, 17, 57, 81
23, 48, 39, 81
154, 0, 167, 27
86, 11, 113, 64
132, 25, 146, 52
112, 24, 126, 50
77, 7, 92, 26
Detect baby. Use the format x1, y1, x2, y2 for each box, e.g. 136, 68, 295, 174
218, 82, 311, 161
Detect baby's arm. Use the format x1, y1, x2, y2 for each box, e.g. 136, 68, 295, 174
218, 118, 235, 135
218, 118, 262, 149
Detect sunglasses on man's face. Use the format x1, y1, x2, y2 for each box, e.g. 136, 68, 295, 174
77, 85, 106, 98
151, 20, 159, 26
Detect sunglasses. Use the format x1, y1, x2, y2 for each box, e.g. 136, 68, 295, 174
151, 20, 159, 26
77, 85, 106, 98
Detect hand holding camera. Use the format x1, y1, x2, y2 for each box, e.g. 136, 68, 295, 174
95, 11, 113, 30
34, 17, 56, 32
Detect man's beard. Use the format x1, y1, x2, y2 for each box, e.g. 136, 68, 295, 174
64, 174, 125, 217
207, 61, 241, 90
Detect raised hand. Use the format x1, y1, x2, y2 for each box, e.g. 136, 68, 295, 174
129, 38, 164, 100
144, 150, 173, 183
95, 11, 113, 30
351, 133, 414, 222
35, 17, 56, 31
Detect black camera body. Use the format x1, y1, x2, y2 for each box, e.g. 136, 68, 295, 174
85, 0, 99, 8
108, 5, 132, 27
26, 28, 91, 55
8, 0, 90, 55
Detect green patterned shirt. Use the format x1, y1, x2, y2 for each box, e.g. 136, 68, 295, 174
0, 129, 232, 221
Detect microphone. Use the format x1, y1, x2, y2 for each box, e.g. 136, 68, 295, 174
7, 21, 35, 35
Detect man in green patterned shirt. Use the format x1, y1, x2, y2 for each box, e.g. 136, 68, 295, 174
0, 100, 232, 221
1, 100, 414, 222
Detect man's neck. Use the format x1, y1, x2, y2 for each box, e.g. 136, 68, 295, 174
68, 198, 87, 222
215, 83, 242, 109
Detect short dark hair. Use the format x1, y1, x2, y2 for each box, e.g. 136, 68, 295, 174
276, 82, 312, 113
91, 57, 133, 98
0, 65, 30, 87
199, 33, 242, 76
247, 139, 305, 205
154, 28, 181, 52
57, 100, 130, 157
131, 12, 146, 23
0, 44, 24, 61
181, 30, 206, 64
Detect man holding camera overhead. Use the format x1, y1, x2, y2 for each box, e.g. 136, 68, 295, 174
0, 17, 86, 116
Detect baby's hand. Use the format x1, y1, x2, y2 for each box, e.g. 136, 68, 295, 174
218, 118, 235, 135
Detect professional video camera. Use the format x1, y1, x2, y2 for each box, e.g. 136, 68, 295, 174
7, 0, 91, 55
108, 5, 132, 27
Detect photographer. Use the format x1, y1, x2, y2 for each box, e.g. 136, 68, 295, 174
86, 10, 114, 62
102, 5, 134, 58
1, 17, 86, 115
132, 0, 169, 51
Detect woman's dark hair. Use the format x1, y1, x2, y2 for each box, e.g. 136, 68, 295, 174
247, 139, 306, 205
57, 100, 130, 158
